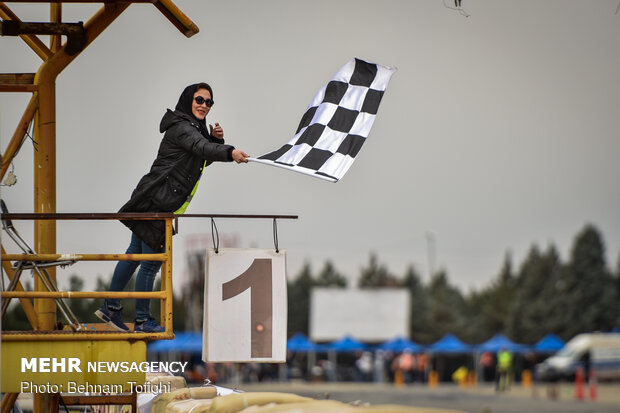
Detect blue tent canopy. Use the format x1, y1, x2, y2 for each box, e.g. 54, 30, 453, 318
323, 335, 368, 353
476, 333, 525, 353
428, 333, 471, 353
533, 334, 565, 353
287, 333, 320, 352
184, 332, 203, 353
377, 336, 423, 353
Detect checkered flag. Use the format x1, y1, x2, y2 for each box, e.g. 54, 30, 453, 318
249, 58, 396, 182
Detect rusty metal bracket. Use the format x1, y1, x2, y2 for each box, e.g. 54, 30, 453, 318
0, 20, 86, 55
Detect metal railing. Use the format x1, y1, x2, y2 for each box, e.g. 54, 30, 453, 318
0, 212, 297, 341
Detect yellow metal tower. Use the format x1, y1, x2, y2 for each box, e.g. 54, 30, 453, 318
1, 1, 198, 411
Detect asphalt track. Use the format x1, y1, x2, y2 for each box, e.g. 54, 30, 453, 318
239, 382, 620, 413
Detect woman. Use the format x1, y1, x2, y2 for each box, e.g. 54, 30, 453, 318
96, 83, 249, 332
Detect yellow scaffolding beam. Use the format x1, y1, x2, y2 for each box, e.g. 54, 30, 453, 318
1, 2, 199, 410
0, 91, 38, 180
1, 213, 176, 337
0, 3, 52, 59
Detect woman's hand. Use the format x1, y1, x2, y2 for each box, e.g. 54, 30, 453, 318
232, 149, 249, 163
209, 122, 224, 140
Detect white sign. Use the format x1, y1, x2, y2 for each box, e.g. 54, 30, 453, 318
310, 288, 409, 342
203, 249, 287, 362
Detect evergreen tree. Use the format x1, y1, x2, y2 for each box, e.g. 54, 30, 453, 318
462, 289, 490, 343
616, 254, 620, 328
616, 253, 620, 300
426, 270, 465, 342
401, 265, 431, 343
287, 262, 315, 335
484, 252, 515, 334
65, 274, 92, 321
465, 251, 516, 343
150, 278, 188, 331
315, 260, 347, 288
558, 225, 618, 338
506, 245, 562, 343
2, 300, 32, 330
358, 252, 398, 287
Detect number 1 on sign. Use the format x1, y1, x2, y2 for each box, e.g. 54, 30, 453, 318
222, 259, 273, 358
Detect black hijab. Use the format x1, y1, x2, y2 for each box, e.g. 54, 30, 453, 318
175, 83, 214, 138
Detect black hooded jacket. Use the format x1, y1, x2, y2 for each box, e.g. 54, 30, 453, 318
119, 84, 235, 250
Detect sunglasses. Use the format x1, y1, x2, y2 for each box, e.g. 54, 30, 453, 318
194, 96, 214, 107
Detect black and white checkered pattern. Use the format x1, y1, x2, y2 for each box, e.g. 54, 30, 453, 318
249, 58, 396, 182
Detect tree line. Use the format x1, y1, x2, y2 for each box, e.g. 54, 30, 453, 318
4, 224, 619, 344
288, 224, 620, 345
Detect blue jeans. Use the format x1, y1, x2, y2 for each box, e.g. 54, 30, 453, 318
105, 232, 162, 322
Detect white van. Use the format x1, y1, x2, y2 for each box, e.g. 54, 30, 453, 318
535, 333, 620, 381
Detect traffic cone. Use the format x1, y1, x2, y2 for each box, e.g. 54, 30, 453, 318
394, 368, 404, 388
575, 366, 585, 400
428, 370, 439, 388
468, 371, 477, 387
521, 369, 532, 388
589, 368, 598, 401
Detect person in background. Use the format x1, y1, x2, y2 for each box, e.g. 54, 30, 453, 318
496, 347, 514, 391
415, 352, 428, 383
480, 351, 495, 382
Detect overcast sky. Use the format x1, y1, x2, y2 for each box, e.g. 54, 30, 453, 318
2, 0, 619, 292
